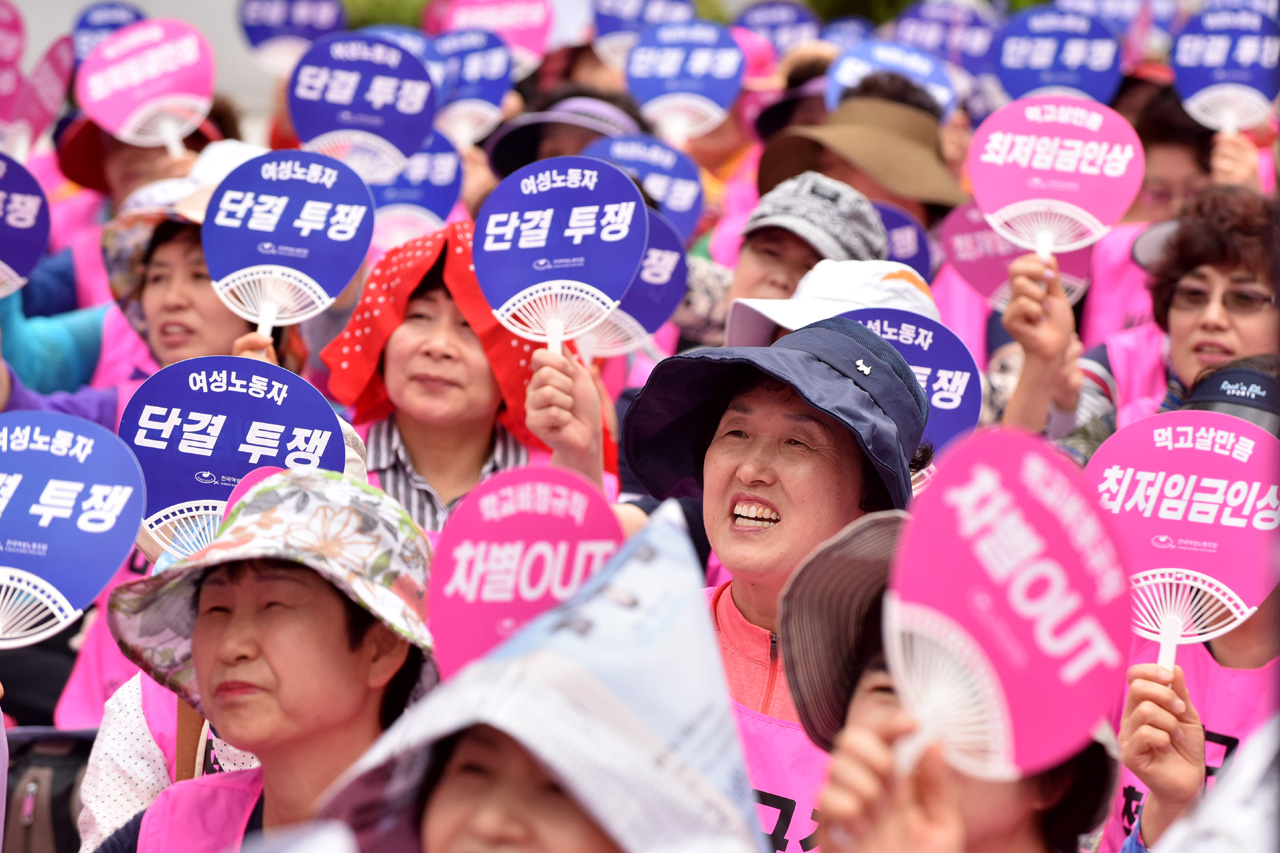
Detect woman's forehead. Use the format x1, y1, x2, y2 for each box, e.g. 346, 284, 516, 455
723, 384, 842, 433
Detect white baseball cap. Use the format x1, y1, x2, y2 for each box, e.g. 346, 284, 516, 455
725, 259, 941, 347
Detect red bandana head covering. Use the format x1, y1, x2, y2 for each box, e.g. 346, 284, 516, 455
321, 222, 547, 451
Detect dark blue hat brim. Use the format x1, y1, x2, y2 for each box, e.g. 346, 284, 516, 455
623, 328, 922, 509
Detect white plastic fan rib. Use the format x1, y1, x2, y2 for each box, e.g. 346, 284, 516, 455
492, 280, 621, 343
1183, 85, 1273, 133
0, 259, 27, 301
884, 592, 1020, 781
984, 200, 1108, 255
0, 568, 81, 649
575, 309, 649, 359
0, 576, 77, 647
145, 501, 227, 560
642, 93, 722, 145
436, 101, 503, 150
1130, 568, 1254, 645
216, 264, 334, 326
304, 130, 407, 187
989, 270, 1089, 310
117, 95, 212, 147
593, 33, 636, 70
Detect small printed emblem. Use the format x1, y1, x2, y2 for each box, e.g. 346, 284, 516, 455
855, 359, 871, 375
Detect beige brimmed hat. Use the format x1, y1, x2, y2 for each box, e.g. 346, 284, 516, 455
726, 259, 939, 347
758, 97, 968, 206
778, 511, 905, 751
108, 469, 436, 715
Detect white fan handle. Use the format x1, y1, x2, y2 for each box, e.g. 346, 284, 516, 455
893, 725, 933, 777
661, 113, 692, 150
1034, 230, 1054, 265
159, 117, 187, 160
1157, 612, 1182, 671
256, 301, 280, 341
546, 316, 565, 356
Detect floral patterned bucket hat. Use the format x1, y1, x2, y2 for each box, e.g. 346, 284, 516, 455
108, 469, 435, 714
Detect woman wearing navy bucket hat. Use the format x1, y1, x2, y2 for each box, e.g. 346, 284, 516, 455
621, 315, 933, 846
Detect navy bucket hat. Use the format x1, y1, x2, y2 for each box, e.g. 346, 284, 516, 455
623, 317, 929, 509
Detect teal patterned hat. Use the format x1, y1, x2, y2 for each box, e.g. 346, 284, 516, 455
108, 469, 434, 713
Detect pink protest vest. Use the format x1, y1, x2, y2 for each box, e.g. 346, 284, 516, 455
1098, 637, 1279, 853
91, 304, 159, 390
25, 152, 106, 256
1101, 323, 1169, 418
708, 170, 762, 269
137, 768, 263, 853
929, 265, 991, 372
53, 553, 151, 729
733, 700, 830, 852
69, 224, 114, 309
140, 676, 181, 781
1080, 223, 1154, 349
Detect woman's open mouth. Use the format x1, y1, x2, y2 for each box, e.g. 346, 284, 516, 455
733, 501, 780, 529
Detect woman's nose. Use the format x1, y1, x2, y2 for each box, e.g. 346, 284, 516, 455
735, 442, 778, 485
467, 789, 532, 844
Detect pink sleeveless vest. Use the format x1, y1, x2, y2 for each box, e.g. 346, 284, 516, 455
69, 224, 114, 309
91, 304, 159, 390
1102, 323, 1169, 424
701, 586, 829, 852
734, 701, 830, 852
25, 152, 106, 257
929, 265, 991, 372
1080, 223, 1155, 349
53, 555, 150, 729
139, 676, 180, 781
137, 768, 263, 853
1098, 636, 1278, 853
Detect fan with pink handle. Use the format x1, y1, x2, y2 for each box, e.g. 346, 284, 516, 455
887, 428, 1131, 779
1084, 409, 1280, 670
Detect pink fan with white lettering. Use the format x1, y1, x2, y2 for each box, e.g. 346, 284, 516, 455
888, 428, 1130, 779
967, 96, 1143, 262
75, 20, 215, 159
1084, 409, 1280, 669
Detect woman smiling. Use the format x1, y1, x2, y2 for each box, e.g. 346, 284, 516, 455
622, 316, 932, 840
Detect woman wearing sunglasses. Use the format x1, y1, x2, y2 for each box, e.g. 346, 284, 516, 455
998, 186, 1277, 463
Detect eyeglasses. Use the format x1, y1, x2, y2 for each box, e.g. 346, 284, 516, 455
1171, 284, 1277, 315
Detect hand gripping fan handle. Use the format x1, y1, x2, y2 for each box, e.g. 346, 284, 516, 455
1157, 613, 1182, 671
546, 316, 565, 356
893, 726, 932, 778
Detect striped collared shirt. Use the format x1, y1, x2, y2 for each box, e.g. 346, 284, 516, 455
365, 417, 528, 532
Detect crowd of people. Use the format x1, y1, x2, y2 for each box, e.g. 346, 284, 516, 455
0, 2, 1277, 852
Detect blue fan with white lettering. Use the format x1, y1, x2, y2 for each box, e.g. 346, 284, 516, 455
1172, 10, 1280, 134
474, 155, 648, 354
203, 150, 374, 341
121, 356, 345, 560
575, 208, 687, 360
0, 412, 144, 648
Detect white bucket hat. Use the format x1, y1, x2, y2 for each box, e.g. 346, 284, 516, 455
725, 259, 941, 347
